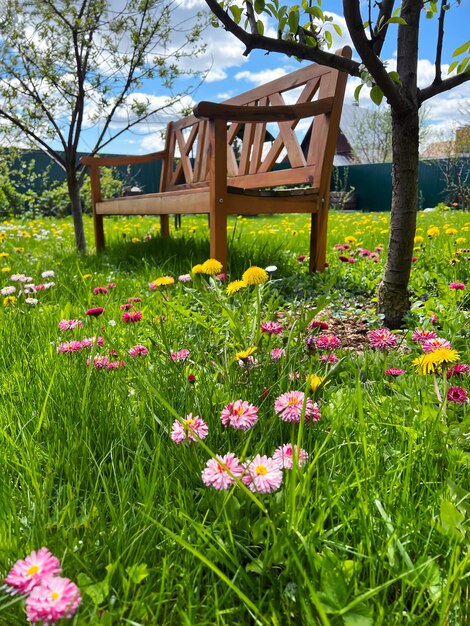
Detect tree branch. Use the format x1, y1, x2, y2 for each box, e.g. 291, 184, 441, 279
203, 0, 360, 76
419, 70, 470, 103
433, 0, 446, 85
244, 1, 258, 35
342, 0, 409, 111
371, 0, 395, 57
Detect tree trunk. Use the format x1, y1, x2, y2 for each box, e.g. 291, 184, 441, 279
67, 170, 87, 253
377, 107, 419, 329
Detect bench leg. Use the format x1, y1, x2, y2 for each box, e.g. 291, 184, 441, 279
160, 215, 170, 237
309, 210, 328, 272
94, 213, 105, 252
209, 206, 227, 271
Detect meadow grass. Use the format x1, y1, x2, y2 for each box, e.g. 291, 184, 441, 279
0, 209, 469, 625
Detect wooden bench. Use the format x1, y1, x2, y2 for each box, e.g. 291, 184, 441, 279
81, 46, 351, 272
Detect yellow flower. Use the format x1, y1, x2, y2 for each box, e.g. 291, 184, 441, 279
455, 237, 466, 244
242, 266, 268, 285
201, 258, 223, 276
345, 236, 357, 245
82, 274, 92, 280
445, 228, 457, 236
3, 295, 16, 306
226, 280, 247, 296
191, 264, 205, 274
412, 348, 460, 375
0, 252, 9, 257
15, 247, 24, 253
236, 346, 256, 360
308, 375, 329, 391
427, 227, 440, 237
131, 237, 141, 244
414, 236, 424, 244
449, 258, 460, 265
1, 266, 10, 272
152, 275, 175, 287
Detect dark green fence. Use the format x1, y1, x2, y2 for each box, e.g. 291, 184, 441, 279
9, 150, 467, 212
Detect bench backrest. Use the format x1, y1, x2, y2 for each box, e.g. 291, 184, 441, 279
161, 47, 351, 195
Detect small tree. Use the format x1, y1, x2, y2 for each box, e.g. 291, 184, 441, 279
0, 0, 206, 251
203, 0, 470, 327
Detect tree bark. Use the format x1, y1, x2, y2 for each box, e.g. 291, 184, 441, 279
66, 169, 87, 253
377, 107, 419, 329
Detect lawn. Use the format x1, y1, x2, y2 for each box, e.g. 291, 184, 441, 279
0, 208, 469, 625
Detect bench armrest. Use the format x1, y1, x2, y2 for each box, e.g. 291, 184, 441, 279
193, 98, 334, 123
80, 151, 165, 167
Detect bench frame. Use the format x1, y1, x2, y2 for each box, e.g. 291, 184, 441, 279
81, 46, 351, 272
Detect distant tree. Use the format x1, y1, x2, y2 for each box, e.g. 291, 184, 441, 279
0, 0, 205, 251
203, 0, 470, 327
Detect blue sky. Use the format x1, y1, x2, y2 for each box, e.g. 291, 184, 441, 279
89, 0, 470, 155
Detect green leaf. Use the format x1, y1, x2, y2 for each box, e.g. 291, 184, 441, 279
125, 563, 149, 585
370, 85, 384, 106
257, 19, 264, 35
305, 6, 323, 20
254, 0, 265, 14
333, 23, 342, 36
439, 499, 465, 538
77, 573, 110, 606
229, 5, 243, 23
386, 16, 407, 25
354, 83, 364, 101
388, 71, 401, 84
288, 9, 299, 32
452, 39, 470, 57
325, 29, 332, 48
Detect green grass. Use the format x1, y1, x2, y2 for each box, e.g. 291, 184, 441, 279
0, 209, 469, 625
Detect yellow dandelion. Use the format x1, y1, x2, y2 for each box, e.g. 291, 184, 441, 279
308, 375, 329, 391
82, 274, 92, 280
152, 275, 175, 287
201, 258, 223, 276
412, 348, 460, 375
131, 237, 141, 244
15, 247, 24, 253
191, 264, 205, 274
427, 226, 440, 237
3, 295, 16, 306
236, 346, 256, 360
226, 280, 247, 296
414, 236, 424, 244
0, 252, 9, 257
455, 237, 466, 244
449, 258, 460, 265
1, 266, 10, 272
242, 266, 268, 286
445, 228, 458, 236
345, 236, 357, 245
462, 226, 469, 232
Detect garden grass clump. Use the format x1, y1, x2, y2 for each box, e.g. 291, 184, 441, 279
0, 209, 469, 625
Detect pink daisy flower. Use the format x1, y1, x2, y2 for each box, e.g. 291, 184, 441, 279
25, 575, 81, 625
242, 455, 283, 493
310, 334, 341, 350
368, 328, 397, 350
411, 329, 438, 344
170, 348, 190, 362
271, 348, 286, 361
122, 311, 142, 323
120, 303, 133, 310
449, 282, 465, 290
80, 336, 104, 348
93, 286, 108, 295
106, 360, 125, 369
86, 307, 105, 317
128, 297, 142, 302
220, 400, 258, 430
319, 353, 339, 364
274, 391, 320, 423
309, 320, 329, 330
58, 319, 83, 332
260, 321, 284, 335
272, 444, 309, 469
86, 356, 109, 369
384, 368, 406, 376
107, 282, 117, 288
170, 414, 208, 444
422, 337, 452, 353
431, 314, 438, 325
447, 386, 468, 403
447, 364, 470, 379
129, 345, 148, 358
201, 452, 244, 490
4, 548, 61, 596
56, 341, 83, 353
178, 274, 192, 283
